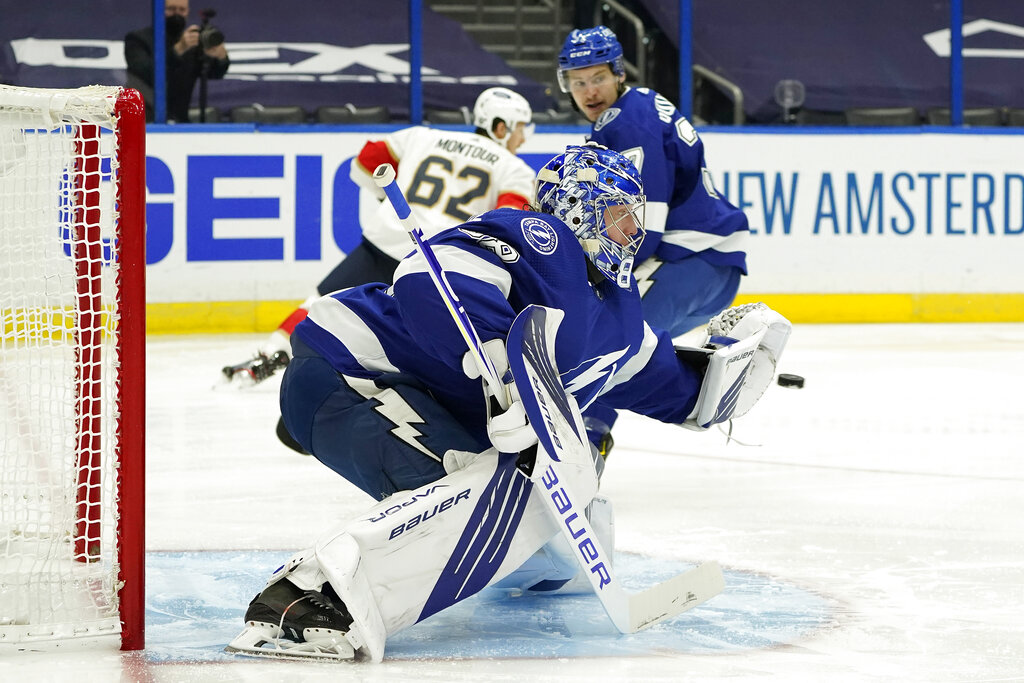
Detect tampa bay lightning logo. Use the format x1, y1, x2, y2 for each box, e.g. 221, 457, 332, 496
520, 217, 558, 255
593, 107, 621, 132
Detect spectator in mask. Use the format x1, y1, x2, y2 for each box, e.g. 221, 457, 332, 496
124, 0, 229, 122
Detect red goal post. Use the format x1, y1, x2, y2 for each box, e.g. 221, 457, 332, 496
0, 85, 145, 651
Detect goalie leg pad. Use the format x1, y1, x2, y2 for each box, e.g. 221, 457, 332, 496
303, 446, 597, 660
682, 303, 792, 429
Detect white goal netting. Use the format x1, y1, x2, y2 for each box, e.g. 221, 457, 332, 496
1, 85, 142, 648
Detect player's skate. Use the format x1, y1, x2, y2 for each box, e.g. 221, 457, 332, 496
221, 350, 290, 386
680, 302, 792, 430
226, 577, 357, 660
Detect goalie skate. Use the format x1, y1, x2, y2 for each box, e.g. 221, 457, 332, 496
225, 577, 357, 661
221, 350, 290, 386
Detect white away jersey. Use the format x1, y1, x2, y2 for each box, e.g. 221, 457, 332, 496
351, 126, 535, 260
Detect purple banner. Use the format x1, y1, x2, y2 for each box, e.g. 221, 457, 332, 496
1, 0, 557, 119
633, 0, 1024, 119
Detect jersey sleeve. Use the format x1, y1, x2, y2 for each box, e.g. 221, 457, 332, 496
493, 157, 535, 210
595, 325, 702, 423
350, 127, 422, 196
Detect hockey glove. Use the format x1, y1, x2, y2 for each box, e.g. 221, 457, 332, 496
677, 303, 792, 430
462, 339, 538, 454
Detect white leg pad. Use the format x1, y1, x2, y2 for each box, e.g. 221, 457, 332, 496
300, 447, 598, 660
315, 533, 388, 662
264, 548, 328, 591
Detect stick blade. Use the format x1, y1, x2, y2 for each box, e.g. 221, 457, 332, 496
624, 560, 725, 632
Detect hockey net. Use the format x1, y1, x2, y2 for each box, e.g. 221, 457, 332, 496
0, 85, 145, 650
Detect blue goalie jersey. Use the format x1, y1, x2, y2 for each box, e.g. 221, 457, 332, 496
588, 87, 749, 273
293, 208, 702, 445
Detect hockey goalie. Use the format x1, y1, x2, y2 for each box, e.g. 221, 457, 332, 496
226, 143, 791, 661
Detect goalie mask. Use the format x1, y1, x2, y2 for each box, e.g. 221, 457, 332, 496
536, 144, 645, 289
473, 87, 535, 148
557, 26, 625, 93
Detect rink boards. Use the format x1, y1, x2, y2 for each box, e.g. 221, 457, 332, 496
136, 126, 1024, 331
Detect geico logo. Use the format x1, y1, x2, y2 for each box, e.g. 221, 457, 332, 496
140, 153, 362, 264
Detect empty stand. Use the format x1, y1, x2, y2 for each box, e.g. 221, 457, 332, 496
926, 107, 1003, 126
316, 104, 390, 123
844, 107, 921, 126
229, 105, 308, 124
188, 107, 221, 123
424, 107, 474, 124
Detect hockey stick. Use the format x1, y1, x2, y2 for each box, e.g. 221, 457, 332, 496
372, 163, 724, 633
372, 164, 510, 410
505, 305, 725, 632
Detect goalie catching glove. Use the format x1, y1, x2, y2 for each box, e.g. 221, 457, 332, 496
677, 302, 792, 430
462, 339, 538, 454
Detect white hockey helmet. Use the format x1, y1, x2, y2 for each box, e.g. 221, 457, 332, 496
473, 87, 535, 148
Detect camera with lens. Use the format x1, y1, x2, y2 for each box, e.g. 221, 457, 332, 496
199, 9, 224, 50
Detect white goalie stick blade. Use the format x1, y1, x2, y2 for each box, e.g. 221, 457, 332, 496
614, 560, 726, 631
506, 305, 726, 633
225, 621, 356, 661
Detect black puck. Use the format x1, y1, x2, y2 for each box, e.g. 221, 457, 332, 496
777, 373, 805, 389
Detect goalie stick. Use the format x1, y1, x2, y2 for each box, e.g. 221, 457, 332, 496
372, 164, 510, 411
372, 164, 725, 633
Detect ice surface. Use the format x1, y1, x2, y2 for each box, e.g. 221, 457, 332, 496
3, 324, 1023, 681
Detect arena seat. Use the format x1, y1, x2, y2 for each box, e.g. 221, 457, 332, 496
844, 107, 921, 126
1004, 108, 1024, 127
316, 105, 390, 123
424, 107, 473, 124
188, 106, 221, 123
926, 107, 1003, 126
531, 109, 584, 125
229, 105, 308, 124
794, 108, 847, 126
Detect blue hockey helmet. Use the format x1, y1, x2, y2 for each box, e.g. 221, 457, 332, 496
557, 26, 625, 93
536, 143, 645, 289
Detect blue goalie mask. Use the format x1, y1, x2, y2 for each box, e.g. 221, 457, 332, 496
536, 144, 645, 289
557, 26, 625, 93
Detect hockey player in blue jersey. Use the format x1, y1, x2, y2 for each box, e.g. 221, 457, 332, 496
226, 144, 790, 662
558, 25, 752, 454
558, 25, 747, 336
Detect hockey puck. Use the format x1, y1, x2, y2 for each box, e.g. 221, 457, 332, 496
777, 373, 805, 389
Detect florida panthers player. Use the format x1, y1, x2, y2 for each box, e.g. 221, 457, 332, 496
222, 87, 536, 391
226, 144, 790, 662
558, 26, 752, 457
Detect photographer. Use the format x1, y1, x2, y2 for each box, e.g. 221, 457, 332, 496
124, 0, 230, 122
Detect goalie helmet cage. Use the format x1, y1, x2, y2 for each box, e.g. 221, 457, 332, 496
0, 85, 145, 651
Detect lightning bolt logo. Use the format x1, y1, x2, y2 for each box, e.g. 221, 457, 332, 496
345, 376, 440, 462
632, 255, 664, 298
564, 348, 629, 396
